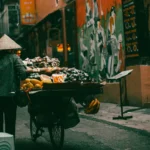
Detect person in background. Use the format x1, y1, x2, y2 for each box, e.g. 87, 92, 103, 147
0, 34, 27, 138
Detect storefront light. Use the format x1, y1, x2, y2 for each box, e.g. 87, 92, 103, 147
57, 44, 71, 52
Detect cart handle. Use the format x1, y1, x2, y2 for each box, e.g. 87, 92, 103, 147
24, 88, 32, 104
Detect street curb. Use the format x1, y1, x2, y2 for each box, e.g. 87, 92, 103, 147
79, 113, 150, 137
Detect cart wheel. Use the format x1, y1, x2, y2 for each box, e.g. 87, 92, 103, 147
30, 116, 38, 142
48, 118, 64, 150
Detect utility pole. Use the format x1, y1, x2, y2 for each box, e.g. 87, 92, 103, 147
61, 7, 68, 67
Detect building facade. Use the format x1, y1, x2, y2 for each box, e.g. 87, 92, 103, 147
1, 0, 150, 107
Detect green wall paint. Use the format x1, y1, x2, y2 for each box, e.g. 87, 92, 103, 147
77, 2, 125, 81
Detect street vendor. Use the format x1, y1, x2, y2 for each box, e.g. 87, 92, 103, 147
0, 34, 27, 138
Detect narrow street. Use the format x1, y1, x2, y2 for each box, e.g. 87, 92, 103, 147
0, 0, 150, 150
15, 106, 150, 150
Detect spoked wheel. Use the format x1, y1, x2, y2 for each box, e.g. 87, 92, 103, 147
48, 117, 64, 150
30, 116, 44, 142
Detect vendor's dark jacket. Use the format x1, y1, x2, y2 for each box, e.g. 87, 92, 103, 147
0, 53, 26, 96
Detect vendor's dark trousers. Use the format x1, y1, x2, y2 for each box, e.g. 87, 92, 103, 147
0, 96, 17, 137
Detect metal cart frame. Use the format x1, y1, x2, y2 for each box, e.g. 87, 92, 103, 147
27, 82, 104, 150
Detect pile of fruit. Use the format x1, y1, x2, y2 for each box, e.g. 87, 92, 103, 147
23, 56, 60, 68
84, 98, 100, 114
20, 78, 43, 91
21, 56, 91, 91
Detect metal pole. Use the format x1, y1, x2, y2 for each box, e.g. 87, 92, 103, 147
61, 8, 68, 66
113, 77, 132, 120
121, 0, 129, 106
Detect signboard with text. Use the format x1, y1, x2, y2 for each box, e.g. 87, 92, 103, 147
20, 0, 36, 25
122, 0, 139, 57
123, 0, 149, 58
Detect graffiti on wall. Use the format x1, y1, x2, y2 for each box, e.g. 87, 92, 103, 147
77, 0, 124, 81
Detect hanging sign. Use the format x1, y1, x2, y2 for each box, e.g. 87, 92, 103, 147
20, 0, 36, 25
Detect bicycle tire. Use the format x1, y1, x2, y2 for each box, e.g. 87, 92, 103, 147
48, 118, 64, 150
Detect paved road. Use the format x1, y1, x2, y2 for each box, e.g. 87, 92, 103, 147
15, 107, 150, 150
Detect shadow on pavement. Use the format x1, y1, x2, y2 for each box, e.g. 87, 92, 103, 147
15, 139, 52, 150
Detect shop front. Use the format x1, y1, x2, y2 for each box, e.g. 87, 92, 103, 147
76, 0, 150, 107
18, 0, 150, 107
18, 0, 77, 68
18, 0, 125, 106
123, 0, 150, 107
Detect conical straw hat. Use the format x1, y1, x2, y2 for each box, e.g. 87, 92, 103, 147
0, 34, 22, 50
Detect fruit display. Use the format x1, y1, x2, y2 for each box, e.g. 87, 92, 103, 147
20, 56, 102, 115
23, 56, 60, 68
21, 56, 91, 91
20, 78, 43, 91
40, 74, 52, 83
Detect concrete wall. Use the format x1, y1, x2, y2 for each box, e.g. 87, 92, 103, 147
126, 66, 142, 106
97, 65, 150, 108
140, 66, 150, 107
96, 82, 120, 104
0, 6, 9, 35
126, 65, 150, 107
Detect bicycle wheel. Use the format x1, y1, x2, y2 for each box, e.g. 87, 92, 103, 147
30, 116, 38, 142
48, 118, 64, 150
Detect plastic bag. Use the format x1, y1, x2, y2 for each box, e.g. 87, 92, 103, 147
63, 98, 80, 129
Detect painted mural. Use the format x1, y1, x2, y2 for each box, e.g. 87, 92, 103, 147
76, 0, 125, 81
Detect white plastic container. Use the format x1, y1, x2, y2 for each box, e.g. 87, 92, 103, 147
0, 132, 14, 150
